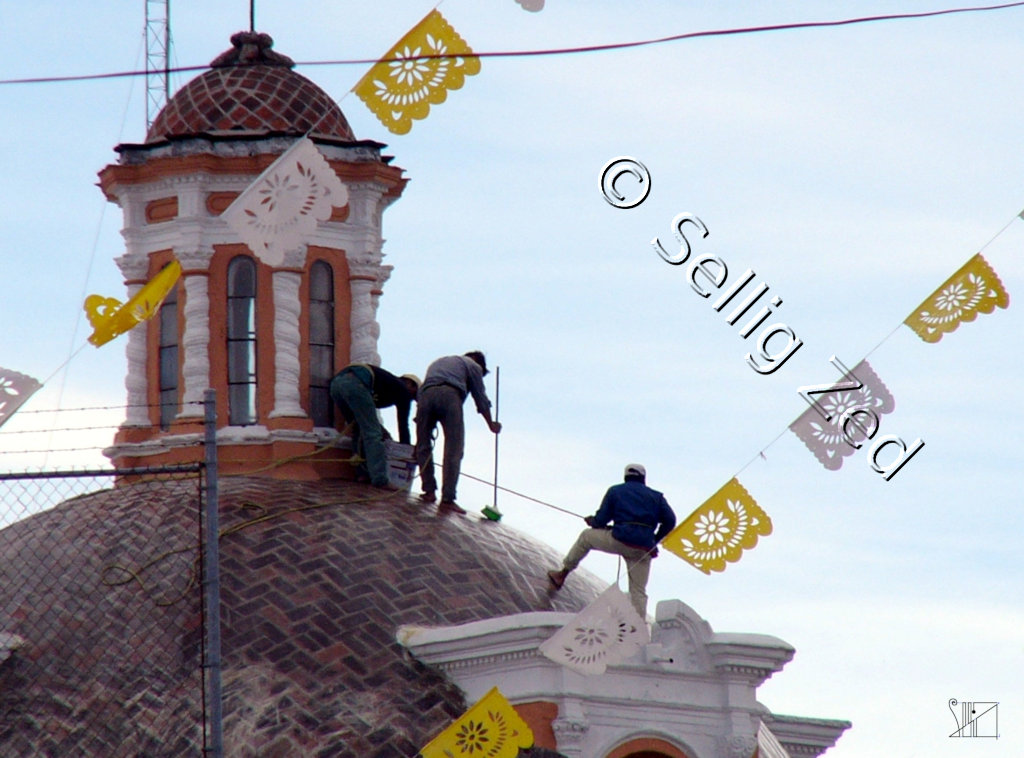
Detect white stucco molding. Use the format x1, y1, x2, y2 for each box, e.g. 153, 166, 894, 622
179, 255, 214, 418
397, 599, 831, 758
102, 425, 342, 460
760, 714, 851, 758
269, 260, 306, 419
109, 255, 153, 429
348, 256, 388, 365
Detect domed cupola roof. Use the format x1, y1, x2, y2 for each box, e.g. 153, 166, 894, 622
0, 477, 599, 754
146, 31, 355, 143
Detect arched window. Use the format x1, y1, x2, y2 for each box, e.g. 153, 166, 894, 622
157, 280, 179, 430
605, 737, 692, 758
308, 260, 335, 426
227, 256, 257, 425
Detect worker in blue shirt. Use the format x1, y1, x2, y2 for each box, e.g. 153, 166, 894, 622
549, 463, 676, 617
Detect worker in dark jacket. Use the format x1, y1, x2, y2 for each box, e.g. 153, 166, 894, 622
330, 363, 420, 489
415, 351, 501, 514
548, 463, 676, 617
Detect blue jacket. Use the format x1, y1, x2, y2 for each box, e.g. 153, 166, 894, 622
592, 480, 676, 550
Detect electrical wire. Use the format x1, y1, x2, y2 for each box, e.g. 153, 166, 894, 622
1, 2, 1022, 86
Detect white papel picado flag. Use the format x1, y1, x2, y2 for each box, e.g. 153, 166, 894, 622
221, 137, 349, 266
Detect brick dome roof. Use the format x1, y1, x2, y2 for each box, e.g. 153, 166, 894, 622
146, 31, 355, 143
0, 476, 594, 756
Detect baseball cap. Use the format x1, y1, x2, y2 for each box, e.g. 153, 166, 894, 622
624, 463, 646, 478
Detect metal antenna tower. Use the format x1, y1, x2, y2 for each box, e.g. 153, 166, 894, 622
145, 0, 171, 130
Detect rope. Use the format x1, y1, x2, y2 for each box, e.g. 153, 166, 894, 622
5, 2, 1024, 86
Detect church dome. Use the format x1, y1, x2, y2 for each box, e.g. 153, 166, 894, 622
146, 31, 355, 143
0, 477, 597, 755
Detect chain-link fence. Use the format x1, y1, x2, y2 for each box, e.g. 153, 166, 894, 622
0, 464, 211, 756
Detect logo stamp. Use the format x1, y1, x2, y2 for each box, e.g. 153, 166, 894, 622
949, 699, 999, 738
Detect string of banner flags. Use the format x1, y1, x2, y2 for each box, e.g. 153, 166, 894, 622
664, 247, 1011, 577
0, 136, 1013, 755
0, 10, 1016, 754
0, 158, 1016, 576
405, 233, 1012, 755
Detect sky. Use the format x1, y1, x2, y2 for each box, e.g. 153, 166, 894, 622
1, 1, 1022, 756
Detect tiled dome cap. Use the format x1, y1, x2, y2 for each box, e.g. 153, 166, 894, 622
146, 31, 355, 143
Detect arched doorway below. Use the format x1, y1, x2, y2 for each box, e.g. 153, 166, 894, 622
605, 736, 692, 758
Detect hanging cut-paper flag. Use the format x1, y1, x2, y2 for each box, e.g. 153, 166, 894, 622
757, 722, 792, 758
904, 253, 1009, 343
419, 686, 533, 758
85, 261, 182, 347
353, 10, 481, 135
661, 478, 772, 574
220, 137, 349, 266
0, 367, 41, 430
789, 360, 894, 471
538, 583, 648, 675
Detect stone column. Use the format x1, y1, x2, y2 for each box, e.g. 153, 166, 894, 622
269, 247, 307, 418
348, 257, 384, 365
177, 247, 215, 419
114, 254, 151, 427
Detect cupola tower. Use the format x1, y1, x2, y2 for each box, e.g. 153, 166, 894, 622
98, 32, 406, 478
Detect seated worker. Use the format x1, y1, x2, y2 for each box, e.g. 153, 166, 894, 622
329, 363, 420, 489
548, 463, 676, 617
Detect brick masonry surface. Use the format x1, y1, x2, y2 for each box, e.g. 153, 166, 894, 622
147, 65, 355, 143
0, 475, 597, 757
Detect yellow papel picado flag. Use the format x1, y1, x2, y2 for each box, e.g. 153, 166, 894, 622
661, 478, 772, 574
419, 687, 533, 758
904, 253, 1009, 343
354, 9, 481, 135
85, 261, 182, 347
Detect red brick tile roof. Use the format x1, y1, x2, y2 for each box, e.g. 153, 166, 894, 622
147, 32, 355, 143
0, 476, 596, 756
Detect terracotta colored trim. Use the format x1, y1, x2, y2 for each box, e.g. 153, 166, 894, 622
512, 702, 558, 750
255, 257, 276, 427
301, 247, 351, 427
207, 245, 241, 427
145, 250, 181, 428
145, 196, 179, 223
604, 736, 693, 758
109, 438, 358, 481
99, 153, 406, 200
206, 191, 239, 216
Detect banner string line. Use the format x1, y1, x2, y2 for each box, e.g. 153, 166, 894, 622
3, 2, 1024, 86
4, 213, 1017, 575
733, 209, 1020, 479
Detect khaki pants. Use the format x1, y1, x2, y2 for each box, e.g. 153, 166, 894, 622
563, 528, 651, 617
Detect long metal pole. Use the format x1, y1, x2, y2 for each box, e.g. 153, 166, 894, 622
492, 367, 499, 511
203, 389, 223, 757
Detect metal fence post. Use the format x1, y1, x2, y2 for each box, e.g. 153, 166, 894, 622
203, 389, 223, 757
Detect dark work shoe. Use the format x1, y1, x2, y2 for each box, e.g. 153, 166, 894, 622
438, 501, 467, 515
419, 491, 437, 503
547, 569, 568, 589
